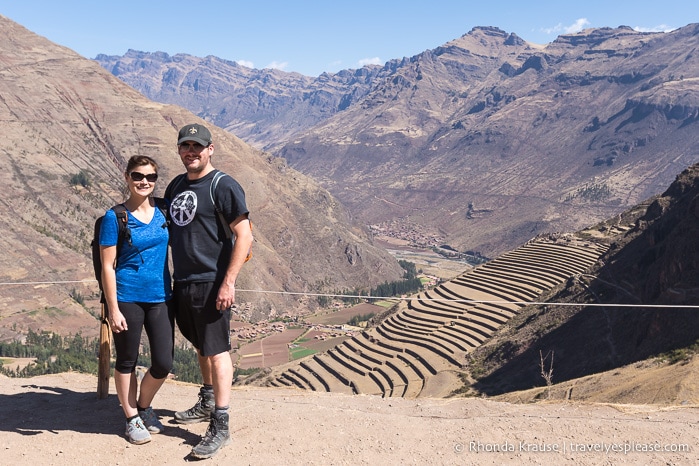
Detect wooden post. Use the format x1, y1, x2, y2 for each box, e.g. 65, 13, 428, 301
97, 303, 111, 399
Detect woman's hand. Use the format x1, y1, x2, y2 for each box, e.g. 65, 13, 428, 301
110, 309, 128, 333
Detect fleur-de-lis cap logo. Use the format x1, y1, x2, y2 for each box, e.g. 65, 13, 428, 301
189, 127, 198, 135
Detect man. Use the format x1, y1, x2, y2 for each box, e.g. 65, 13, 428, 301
165, 123, 253, 459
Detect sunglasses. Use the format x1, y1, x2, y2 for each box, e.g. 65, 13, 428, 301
178, 142, 208, 152
129, 172, 158, 182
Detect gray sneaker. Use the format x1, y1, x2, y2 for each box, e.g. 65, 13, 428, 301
174, 386, 215, 424
191, 411, 231, 459
125, 417, 152, 445
139, 406, 164, 434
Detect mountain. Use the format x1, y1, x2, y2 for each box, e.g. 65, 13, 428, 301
0, 15, 403, 342
96, 25, 699, 258
5, 15, 699, 406
95, 50, 384, 151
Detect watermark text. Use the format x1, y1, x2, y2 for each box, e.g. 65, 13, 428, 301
455, 439, 690, 455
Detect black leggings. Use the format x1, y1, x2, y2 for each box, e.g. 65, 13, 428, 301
112, 301, 174, 379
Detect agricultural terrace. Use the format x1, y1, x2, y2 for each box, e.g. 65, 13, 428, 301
263, 235, 610, 398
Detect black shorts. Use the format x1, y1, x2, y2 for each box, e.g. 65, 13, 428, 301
173, 281, 231, 356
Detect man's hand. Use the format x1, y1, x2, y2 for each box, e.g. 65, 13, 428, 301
216, 281, 236, 312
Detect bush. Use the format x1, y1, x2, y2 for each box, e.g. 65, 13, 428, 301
69, 170, 91, 188
348, 313, 375, 326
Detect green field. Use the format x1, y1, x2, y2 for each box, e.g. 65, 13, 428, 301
289, 346, 316, 360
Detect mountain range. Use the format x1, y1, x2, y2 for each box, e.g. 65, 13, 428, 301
96, 24, 699, 258
92, 22, 699, 398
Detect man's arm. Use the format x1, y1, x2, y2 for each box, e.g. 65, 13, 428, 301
215, 215, 253, 311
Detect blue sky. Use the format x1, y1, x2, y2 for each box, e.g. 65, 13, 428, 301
2, 1, 695, 77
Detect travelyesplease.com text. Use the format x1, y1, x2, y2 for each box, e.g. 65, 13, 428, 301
457, 440, 690, 455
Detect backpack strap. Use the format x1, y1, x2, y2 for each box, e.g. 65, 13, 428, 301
209, 170, 252, 262
210, 170, 227, 205
113, 204, 146, 264
112, 204, 130, 247
210, 171, 232, 239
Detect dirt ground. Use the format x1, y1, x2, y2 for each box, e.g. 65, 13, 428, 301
1, 372, 697, 465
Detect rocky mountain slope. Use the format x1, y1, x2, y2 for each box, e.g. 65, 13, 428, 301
471, 162, 699, 395
97, 25, 699, 259
0, 15, 403, 341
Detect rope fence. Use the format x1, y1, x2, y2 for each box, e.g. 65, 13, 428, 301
1, 279, 699, 309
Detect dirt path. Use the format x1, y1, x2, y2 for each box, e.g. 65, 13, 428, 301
1, 373, 697, 465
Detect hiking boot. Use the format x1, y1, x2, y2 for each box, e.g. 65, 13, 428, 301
174, 386, 215, 424
139, 406, 164, 434
190, 411, 231, 459
125, 416, 151, 445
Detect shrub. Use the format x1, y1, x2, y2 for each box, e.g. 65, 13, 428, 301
69, 170, 91, 188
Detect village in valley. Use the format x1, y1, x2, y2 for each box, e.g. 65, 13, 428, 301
228, 270, 443, 372
228, 302, 380, 372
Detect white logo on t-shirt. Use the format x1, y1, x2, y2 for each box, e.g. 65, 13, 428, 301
170, 190, 197, 226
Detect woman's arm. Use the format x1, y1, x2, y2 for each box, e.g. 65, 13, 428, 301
100, 245, 128, 332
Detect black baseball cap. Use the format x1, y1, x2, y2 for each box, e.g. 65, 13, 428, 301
177, 123, 212, 146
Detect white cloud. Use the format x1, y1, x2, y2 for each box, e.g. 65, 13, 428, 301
265, 61, 289, 71
633, 24, 677, 33
236, 60, 254, 69
565, 18, 592, 34
358, 57, 382, 67
541, 18, 591, 36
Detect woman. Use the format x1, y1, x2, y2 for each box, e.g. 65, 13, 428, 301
100, 155, 174, 445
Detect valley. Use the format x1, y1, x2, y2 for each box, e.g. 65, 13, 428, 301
97, 25, 699, 258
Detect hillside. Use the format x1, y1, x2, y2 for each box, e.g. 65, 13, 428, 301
471, 163, 699, 395
221, 163, 699, 408
0, 15, 403, 342
98, 25, 699, 259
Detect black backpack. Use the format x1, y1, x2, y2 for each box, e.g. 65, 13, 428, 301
91, 198, 168, 302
